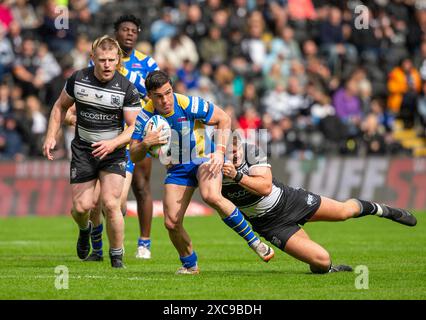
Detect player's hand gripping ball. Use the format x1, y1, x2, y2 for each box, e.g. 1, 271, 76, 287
143, 115, 171, 158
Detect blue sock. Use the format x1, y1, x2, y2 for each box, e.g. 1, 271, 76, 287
138, 238, 151, 249
91, 223, 103, 257
223, 207, 259, 247
180, 251, 198, 268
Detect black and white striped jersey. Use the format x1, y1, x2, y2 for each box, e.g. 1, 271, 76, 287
221, 143, 283, 218
65, 67, 141, 147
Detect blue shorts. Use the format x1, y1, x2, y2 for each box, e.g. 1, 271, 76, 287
125, 149, 152, 174
165, 158, 210, 187
125, 149, 134, 174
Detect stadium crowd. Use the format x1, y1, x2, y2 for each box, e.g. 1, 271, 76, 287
1, 0, 426, 161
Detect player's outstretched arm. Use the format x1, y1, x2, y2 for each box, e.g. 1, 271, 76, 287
223, 162, 273, 196
42, 89, 75, 160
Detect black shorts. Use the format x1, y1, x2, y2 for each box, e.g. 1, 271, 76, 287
70, 139, 127, 184
247, 183, 321, 251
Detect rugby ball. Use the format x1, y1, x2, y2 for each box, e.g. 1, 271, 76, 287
143, 115, 171, 158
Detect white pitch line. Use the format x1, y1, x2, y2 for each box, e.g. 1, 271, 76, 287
0, 274, 169, 281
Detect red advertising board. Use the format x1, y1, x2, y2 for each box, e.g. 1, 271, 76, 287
0, 158, 425, 217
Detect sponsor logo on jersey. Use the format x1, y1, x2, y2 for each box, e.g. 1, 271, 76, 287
147, 58, 156, 68
76, 90, 89, 97
140, 111, 150, 121
131, 63, 142, 69
191, 97, 199, 113
177, 117, 188, 122
203, 101, 209, 113
80, 111, 119, 121
227, 189, 249, 199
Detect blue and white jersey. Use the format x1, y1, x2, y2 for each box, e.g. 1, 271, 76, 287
132, 93, 215, 164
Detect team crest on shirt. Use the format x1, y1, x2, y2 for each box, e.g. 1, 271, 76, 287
111, 94, 121, 107
306, 194, 315, 206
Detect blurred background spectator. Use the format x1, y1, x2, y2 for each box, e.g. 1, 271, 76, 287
1, 0, 426, 161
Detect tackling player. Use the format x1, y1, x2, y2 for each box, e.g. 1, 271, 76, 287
221, 135, 417, 273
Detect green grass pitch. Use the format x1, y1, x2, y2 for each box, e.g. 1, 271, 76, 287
0, 212, 425, 300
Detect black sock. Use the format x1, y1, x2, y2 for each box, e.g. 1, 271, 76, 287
354, 199, 383, 217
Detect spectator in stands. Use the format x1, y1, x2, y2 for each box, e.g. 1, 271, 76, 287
241, 82, 260, 114
229, 0, 250, 32
25, 95, 46, 157
38, 0, 76, 57
262, 82, 291, 121
12, 37, 44, 97
270, 26, 302, 63
319, 6, 358, 75
350, 5, 381, 64
154, 31, 199, 71
332, 77, 362, 137
0, 81, 12, 117
416, 81, 426, 136
0, 22, 14, 80
11, 0, 39, 32
150, 7, 177, 44
176, 59, 200, 91
263, 61, 287, 92
414, 40, 426, 80
7, 20, 22, 54
37, 42, 61, 85
2, 115, 24, 161
0, 0, 13, 30
387, 57, 422, 128
70, 34, 90, 70
183, 3, 207, 44
238, 106, 261, 138
361, 112, 387, 155
187, 76, 217, 104
241, 10, 268, 75
199, 25, 228, 67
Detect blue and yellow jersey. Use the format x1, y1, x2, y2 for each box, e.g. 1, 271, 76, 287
122, 49, 159, 100
132, 93, 215, 163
